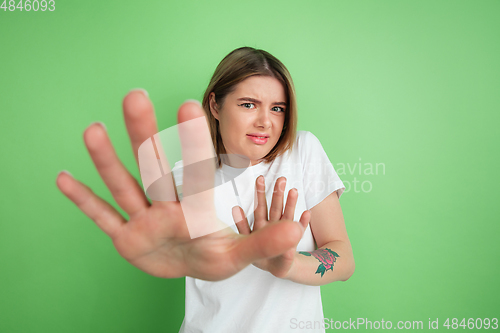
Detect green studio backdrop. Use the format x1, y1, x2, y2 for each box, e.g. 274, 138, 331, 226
1, 0, 499, 332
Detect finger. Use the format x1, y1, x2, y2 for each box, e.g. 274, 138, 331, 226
269, 177, 286, 222
56, 171, 126, 239
253, 176, 268, 230
84, 123, 150, 217
299, 209, 311, 232
233, 206, 251, 235
138, 132, 177, 204
177, 101, 219, 239
233, 220, 303, 265
124, 90, 178, 204
122, 90, 159, 167
282, 188, 298, 220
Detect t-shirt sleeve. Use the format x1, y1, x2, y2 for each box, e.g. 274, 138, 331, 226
298, 131, 345, 209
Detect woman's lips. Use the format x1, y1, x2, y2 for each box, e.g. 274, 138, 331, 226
247, 134, 268, 145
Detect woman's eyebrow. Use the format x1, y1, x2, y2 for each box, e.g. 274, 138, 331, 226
237, 97, 287, 106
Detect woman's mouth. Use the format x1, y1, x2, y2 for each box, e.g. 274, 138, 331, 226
247, 134, 269, 145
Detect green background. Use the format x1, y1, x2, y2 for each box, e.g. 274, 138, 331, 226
1, 0, 499, 332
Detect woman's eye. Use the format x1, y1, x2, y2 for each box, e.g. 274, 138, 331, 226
240, 103, 255, 109
272, 106, 285, 113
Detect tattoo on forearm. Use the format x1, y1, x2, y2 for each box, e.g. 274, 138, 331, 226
299, 248, 340, 277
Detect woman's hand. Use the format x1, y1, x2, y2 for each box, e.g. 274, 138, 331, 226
56, 90, 305, 281
232, 176, 311, 278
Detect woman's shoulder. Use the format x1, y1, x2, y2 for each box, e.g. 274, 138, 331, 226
287, 130, 330, 165
294, 130, 321, 149
280, 131, 323, 164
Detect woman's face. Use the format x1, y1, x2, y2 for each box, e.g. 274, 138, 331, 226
209, 75, 287, 167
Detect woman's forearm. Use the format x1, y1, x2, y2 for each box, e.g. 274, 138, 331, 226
283, 240, 355, 286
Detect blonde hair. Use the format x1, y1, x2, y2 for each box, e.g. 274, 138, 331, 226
202, 46, 298, 167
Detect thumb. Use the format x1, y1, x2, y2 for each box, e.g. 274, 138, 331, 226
299, 210, 311, 231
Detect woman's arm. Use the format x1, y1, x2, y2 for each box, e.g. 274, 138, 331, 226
283, 191, 355, 286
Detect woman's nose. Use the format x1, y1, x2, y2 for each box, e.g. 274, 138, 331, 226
255, 109, 272, 128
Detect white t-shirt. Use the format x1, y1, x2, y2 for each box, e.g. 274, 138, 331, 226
178, 131, 345, 333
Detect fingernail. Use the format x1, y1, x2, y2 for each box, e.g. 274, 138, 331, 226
88, 121, 107, 131
184, 99, 202, 107
129, 88, 149, 97
96, 122, 107, 131
59, 170, 72, 177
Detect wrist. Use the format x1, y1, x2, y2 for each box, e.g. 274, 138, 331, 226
282, 252, 298, 281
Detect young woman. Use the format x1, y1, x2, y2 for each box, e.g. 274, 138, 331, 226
56, 47, 354, 333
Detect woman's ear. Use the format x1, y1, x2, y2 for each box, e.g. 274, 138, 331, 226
209, 92, 220, 120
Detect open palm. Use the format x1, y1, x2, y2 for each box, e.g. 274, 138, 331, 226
56, 90, 305, 281
233, 176, 310, 278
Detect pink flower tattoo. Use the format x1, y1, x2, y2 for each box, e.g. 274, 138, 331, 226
299, 248, 339, 277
